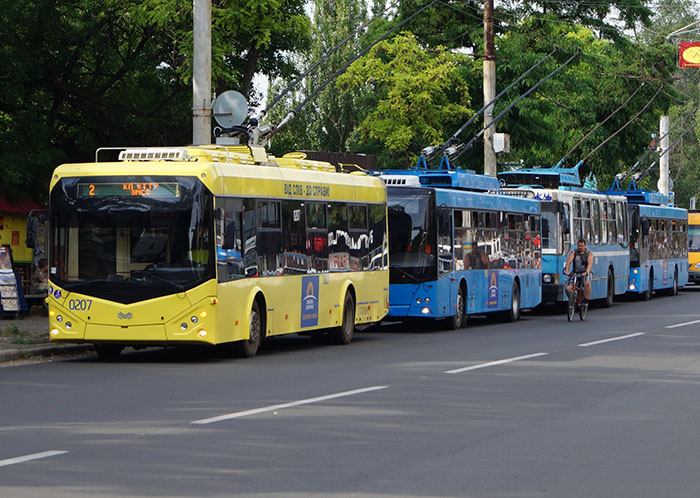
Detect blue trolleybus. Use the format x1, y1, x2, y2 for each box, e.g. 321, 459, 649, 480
608, 188, 688, 299
499, 166, 630, 307
378, 167, 542, 328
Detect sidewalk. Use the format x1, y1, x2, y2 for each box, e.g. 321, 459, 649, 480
0, 315, 92, 363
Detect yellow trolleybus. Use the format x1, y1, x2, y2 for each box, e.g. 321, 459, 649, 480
688, 210, 700, 284
42, 146, 388, 358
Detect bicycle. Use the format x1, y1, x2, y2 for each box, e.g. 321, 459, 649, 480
565, 271, 589, 322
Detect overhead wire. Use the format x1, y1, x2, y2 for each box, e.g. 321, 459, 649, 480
557, 81, 647, 166
580, 84, 664, 164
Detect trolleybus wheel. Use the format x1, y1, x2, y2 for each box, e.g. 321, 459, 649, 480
237, 300, 262, 358
602, 269, 614, 308
504, 283, 520, 322
451, 288, 466, 330
95, 344, 123, 360
641, 270, 653, 301
329, 292, 355, 345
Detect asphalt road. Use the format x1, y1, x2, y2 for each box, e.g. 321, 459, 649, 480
3, 288, 700, 497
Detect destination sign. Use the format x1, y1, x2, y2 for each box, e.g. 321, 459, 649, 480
77, 182, 180, 198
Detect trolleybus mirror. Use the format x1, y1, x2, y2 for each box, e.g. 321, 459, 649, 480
26, 215, 38, 249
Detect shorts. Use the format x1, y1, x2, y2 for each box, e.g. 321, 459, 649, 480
567, 273, 592, 286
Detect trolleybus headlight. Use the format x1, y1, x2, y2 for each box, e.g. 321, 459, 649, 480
198, 330, 207, 337
65, 322, 72, 329
56, 315, 63, 323
543, 274, 552, 284
180, 322, 188, 330
425, 297, 430, 303
629, 284, 636, 290
191, 316, 198, 324
633, 268, 638, 274
416, 298, 422, 304
695, 262, 700, 269
50, 329, 59, 336
200, 311, 207, 318
421, 307, 431, 314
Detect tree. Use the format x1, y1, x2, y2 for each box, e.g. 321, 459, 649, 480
337, 32, 474, 167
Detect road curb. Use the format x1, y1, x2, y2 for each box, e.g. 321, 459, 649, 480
0, 344, 94, 363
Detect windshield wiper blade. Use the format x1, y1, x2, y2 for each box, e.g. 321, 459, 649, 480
62, 279, 102, 290
389, 266, 420, 282
130, 270, 186, 292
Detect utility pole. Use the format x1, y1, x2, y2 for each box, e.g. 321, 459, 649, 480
483, 0, 497, 177
659, 115, 670, 197
193, 0, 212, 145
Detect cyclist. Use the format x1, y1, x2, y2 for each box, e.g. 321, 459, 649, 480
565, 238, 593, 305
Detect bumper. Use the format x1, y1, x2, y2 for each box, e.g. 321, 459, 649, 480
689, 271, 700, 283
543, 283, 565, 303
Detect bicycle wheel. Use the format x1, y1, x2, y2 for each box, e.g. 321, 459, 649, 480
579, 300, 588, 321
567, 293, 576, 322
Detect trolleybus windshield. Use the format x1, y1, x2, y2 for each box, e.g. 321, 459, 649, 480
689, 224, 700, 252
49, 176, 214, 304
387, 190, 436, 283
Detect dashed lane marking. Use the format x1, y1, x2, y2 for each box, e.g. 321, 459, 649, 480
191, 385, 389, 424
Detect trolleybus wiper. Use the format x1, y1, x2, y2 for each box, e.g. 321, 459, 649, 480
130, 270, 186, 292
389, 266, 421, 282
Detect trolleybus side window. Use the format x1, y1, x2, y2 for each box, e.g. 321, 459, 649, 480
255, 201, 283, 276
349, 204, 369, 271
217, 197, 244, 282
306, 202, 328, 273
438, 206, 453, 275
608, 202, 617, 244
243, 199, 258, 277
368, 204, 388, 270
282, 200, 307, 274
573, 199, 582, 243
616, 201, 626, 245
592, 200, 601, 244
328, 203, 350, 271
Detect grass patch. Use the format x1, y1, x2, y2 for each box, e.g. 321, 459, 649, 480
1, 324, 33, 345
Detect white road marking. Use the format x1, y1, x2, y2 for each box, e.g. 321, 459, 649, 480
578, 332, 645, 347
0, 450, 67, 468
665, 319, 700, 329
191, 385, 389, 424
445, 352, 549, 374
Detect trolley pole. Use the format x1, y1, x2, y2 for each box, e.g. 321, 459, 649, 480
659, 115, 670, 197
193, 0, 212, 145
483, 0, 497, 177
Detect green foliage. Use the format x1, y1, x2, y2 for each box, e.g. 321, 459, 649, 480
337, 32, 473, 167
0, 0, 311, 199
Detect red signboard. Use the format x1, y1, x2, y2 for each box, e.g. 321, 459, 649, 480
680, 42, 700, 68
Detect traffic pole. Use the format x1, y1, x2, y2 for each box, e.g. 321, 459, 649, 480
483, 0, 497, 176
193, 0, 212, 145
659, 115, 670, 197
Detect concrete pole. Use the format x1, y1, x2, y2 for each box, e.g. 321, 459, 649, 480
193, 0, 212, 145
659, 115, 670, 197
483, 0, 497, 177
